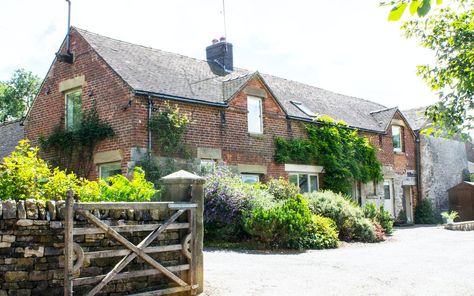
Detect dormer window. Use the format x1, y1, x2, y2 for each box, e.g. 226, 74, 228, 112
247, 96, 263, 134
392, 125, 402, 152
291, 101, 315, 117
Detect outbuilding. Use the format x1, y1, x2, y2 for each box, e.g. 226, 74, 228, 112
448, 182, 474, 221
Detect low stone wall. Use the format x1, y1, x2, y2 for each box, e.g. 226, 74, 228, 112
0, 199, 189, 296
445, 220, 474, 231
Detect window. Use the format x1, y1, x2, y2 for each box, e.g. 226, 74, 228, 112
241, 174, 260, 184
289, 173, 319, 193
392, 125, 402, 152
291, 101, 316, 117
65, 90, 82, 131
383, 181, 391, 200
99, 162, 122, 179
247, 96, 263, 134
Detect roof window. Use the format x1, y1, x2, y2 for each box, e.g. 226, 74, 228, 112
291, 101, 316, 117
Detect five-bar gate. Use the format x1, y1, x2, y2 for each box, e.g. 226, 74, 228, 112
63, 191, 199, 295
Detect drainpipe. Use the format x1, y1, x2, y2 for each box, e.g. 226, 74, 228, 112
415, 131, 422, 204
147, 96, 153, 160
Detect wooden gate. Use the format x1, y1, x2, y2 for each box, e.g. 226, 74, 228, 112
63, 192, 199, 296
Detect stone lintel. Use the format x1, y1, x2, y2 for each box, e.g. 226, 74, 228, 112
58, 75, 85, 92
238, 164, 267, 174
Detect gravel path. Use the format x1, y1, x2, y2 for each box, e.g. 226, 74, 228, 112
203, 226, 474, 296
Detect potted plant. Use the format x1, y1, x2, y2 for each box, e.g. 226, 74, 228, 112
441, 211, 459, 224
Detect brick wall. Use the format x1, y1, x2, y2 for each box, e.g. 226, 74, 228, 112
140, 77, 307, 180
25, 28, 137, 180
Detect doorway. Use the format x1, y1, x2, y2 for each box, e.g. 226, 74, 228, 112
383, 179, 395, 217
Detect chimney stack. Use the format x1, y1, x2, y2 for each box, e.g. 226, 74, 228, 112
206, 37, 233, 72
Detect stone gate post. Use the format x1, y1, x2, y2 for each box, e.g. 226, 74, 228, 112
160, 170, 205, 295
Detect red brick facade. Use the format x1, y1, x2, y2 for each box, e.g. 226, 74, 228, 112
25, 29, 418, 218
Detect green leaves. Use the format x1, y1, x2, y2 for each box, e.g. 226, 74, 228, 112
403, 0, 474, 137
409, 0, 421, 15
389, 2, 408, 21
417, 0, 432, 17
386, 0, 445, 21
274, 120, 382, 194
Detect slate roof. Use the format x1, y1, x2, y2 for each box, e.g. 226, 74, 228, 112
75, 27, 396, 133
0, 120, 24, 160
402, 106, 430, 132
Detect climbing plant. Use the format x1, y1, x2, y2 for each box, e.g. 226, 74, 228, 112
275, 116, 382, 194
149, 101, 191, 158
39, 106, 114, 177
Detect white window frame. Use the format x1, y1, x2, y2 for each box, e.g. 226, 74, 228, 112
392, 125, 402, 152
98, 162, 122, 179
65, 89, 82, 131
241, 174, 260, 184
289, 173, 319, 193
247, 96, 263, 134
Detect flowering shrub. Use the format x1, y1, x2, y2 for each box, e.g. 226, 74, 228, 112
204, 167, 273, 241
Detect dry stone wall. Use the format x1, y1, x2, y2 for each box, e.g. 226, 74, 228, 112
0, 199, 187, 296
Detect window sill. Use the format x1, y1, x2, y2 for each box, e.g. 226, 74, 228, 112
394, 151, 405, 155
248, 132, 265, 139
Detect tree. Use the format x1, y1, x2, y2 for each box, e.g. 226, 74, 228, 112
0, 69, 41, 123
383, 0, 473, 137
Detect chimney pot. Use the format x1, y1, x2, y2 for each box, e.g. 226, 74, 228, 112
212, 38, 219, 44
219, 36, 226, 42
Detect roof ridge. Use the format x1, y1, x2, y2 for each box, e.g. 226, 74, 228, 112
73, 27, 248, 72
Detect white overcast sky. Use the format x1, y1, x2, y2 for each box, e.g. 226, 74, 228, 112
0, 0, 437, 110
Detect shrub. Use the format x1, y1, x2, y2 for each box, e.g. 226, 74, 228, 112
203, 167, 273, 241
0, 140, 157, 202
372, 221, 385, 242
415, 199, 441, 224
243, 195, 313, 248
265, 177, 300, 200
81, 167, 157, 202
395, 209, 408, 225
304, 190, 378, 242
0, 140, 54, 200
363, 203, 394, 235
301, 215, 339, 249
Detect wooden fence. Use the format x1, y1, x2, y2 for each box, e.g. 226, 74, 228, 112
63, 191, 199, 296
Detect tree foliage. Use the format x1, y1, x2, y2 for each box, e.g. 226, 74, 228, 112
402, 1, 474, 137
275, 117, 383, 194
0, 69, 41, 123
383, 0, 444, 20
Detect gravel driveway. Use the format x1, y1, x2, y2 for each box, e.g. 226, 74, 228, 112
203, 226, 474, 296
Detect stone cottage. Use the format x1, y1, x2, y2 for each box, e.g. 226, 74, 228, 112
25, 27, 418, 220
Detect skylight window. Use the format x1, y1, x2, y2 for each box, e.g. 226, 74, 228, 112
291, 101, 316, 117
